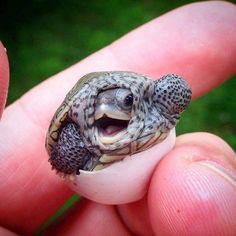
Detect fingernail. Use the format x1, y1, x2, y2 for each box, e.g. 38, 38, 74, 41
199, 161, 236, 189
0, 41, 7, 53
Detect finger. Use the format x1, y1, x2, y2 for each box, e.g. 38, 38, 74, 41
148, 132, 236, 235
44, 200, 131, 236
0, 42, 9, 119
116, 196, 154, 236
0, 227, 18, 236
0, 1, 236, 234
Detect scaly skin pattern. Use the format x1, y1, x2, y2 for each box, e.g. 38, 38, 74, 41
45, 71, 192, 175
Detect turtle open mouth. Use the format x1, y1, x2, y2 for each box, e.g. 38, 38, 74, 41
95, 115, 129, 144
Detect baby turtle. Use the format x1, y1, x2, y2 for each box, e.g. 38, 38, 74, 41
45, 71, 192, 175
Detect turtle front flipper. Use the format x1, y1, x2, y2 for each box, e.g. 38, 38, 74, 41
49, 123, 99, 175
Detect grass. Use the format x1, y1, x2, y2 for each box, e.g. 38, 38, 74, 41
176, 77, 236, 149
1, 0, 235, 234
1, 0, 235, 149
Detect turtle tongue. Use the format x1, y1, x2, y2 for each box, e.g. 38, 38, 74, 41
103, 125, 125, 136
99, 127, 127, 144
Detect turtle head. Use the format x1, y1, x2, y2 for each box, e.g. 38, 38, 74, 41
94, 88, 133, 145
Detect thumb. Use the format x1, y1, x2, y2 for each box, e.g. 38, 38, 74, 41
0, 42, 9, 119
148, 132, 236, 236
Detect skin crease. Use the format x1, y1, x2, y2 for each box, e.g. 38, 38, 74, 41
0, 1, 236, 235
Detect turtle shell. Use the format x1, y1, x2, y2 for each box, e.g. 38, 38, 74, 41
45, 72, 104, 156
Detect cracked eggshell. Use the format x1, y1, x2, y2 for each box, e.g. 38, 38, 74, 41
65, 128, 176, 205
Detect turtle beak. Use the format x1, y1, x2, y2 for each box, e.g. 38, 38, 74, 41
95, 103, 130, 120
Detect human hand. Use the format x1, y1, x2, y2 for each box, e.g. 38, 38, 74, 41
0, 1, 236, 235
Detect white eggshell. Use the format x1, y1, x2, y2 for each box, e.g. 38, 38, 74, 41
65, 128, 176, 205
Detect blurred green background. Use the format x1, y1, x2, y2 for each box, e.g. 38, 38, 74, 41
1, 0, 235, 149
0, 0, 235, 234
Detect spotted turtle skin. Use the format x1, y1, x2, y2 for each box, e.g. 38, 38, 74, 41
45, 71, 192, 175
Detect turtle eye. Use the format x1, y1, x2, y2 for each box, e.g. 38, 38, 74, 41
123, 94, 133, 108
116, 88, 133, 111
